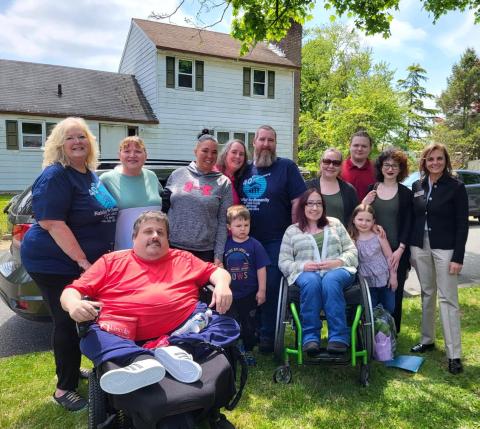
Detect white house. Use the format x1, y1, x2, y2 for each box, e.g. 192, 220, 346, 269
119, 19, 301, 160
0, 19, 301, 191
0, 59, 158, 191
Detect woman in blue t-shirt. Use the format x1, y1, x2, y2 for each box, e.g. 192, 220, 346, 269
21, 117, 118, 411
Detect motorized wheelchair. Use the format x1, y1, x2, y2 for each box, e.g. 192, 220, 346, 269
273, 274, 374, 386
80, 287, 248, 429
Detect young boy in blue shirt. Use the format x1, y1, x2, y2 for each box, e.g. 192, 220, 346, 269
224, 205, 270, 365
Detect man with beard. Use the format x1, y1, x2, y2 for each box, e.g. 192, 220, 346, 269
341, 130, 376, 201
60, 210, 235, 394
240, 125, 306, 353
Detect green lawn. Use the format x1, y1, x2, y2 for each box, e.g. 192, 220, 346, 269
1, 289, 479, 429
0, 193, 14, 236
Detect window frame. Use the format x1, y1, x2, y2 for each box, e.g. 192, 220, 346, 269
19, 120, 45, 150
177, 58, 195, 90
252, 68, 267, 97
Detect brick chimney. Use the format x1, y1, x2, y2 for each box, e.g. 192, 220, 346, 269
274, 20, 302, 161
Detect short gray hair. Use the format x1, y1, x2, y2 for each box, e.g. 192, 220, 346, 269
132, 211, 169, 239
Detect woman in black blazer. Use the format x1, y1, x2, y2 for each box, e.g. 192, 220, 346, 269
363, 148, 412, 333
409, 143, 468, 375
306, 148, 358, 227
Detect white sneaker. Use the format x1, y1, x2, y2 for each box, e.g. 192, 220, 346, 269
99, 358, 165, 394
154, 346, 202, 383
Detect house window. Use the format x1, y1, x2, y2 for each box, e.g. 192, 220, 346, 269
178, 59, 193, 88
20, 121, 44, 149
127, 126, 138, 136
253, 70, 266, 96
233, 132, 246, 142
243, 68, 275, 98
216, 131, 230, 145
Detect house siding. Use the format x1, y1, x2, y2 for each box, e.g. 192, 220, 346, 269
139, 51, 294, 161
0, 116, 139, 191
119, 22, 158, 112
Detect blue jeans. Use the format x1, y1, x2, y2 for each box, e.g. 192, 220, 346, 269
296, 269, 355, 346
369, 286, 395, 315
259, 239, 283, 343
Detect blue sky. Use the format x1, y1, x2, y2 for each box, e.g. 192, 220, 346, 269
0, 0, 479, 102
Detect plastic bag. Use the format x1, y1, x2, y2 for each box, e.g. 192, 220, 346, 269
373, 304, 397, 361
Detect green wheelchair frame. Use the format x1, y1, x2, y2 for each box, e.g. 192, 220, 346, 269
273, 275, 375, 386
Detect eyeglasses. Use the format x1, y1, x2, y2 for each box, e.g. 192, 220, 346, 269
382, 163, 399, 170
306, 201, 323, 207
322, 159, 342, 167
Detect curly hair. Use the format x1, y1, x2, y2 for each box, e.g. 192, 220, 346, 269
42, 117, 99, 170
374, 147, 409, 182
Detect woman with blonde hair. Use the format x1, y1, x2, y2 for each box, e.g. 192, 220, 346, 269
409, 143, 468, 375
306, 148, 358, 227
101, 136, 162, 249
21, 117, 118, 411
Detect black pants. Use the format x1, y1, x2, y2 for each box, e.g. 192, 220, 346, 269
393, 252, 410, 333
229, 293, 258, 351
29, 272, 81, 391
170, 245, 214, 263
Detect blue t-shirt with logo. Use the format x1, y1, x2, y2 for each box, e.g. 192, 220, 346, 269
21, 163, 118, 276
240, 158, 306, 243
223, 236, 270, 299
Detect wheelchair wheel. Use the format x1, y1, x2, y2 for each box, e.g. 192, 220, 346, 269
114, 409, 133, 429
358, 276, 375, 361
360, 363, 370, 387
274, 278, 289, 362
273, 365, 292, 384
88, 369, 109, 429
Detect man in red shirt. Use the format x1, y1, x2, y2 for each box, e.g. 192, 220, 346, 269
341, 131, 375, 201
60, 211, 234, 394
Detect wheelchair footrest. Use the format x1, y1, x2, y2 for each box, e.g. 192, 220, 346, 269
303, 349, 350, 365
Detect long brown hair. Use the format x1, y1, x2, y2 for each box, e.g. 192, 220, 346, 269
296, 188, 329, 232
348, 204, 376, 240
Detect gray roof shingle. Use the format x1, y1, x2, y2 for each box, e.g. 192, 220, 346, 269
0, 59, 158, 124
133, 18, 299, 69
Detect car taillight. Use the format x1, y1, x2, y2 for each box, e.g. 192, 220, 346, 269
12, 224, 31, 243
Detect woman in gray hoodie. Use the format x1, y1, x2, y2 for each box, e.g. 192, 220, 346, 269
163, 131, 232, 266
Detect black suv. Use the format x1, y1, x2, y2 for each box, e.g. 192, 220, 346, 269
0, 160, 188, 321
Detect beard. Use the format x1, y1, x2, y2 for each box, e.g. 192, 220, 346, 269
254, 148, 277, 168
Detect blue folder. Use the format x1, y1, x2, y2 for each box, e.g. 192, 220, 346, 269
384, 355, 425, 373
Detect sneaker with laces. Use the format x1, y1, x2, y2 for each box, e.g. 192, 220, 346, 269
99, 358, 166, 394
52, 390, 87, 412
154, 346, 202, 383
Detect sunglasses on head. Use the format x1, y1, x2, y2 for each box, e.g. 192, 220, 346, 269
322, 159, 342, 166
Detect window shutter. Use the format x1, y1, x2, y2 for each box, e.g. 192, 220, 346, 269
6, 120, 18, 150
268, 71, 275, 98
166, 56, 175, 88
195, 61, 204, 91
243, 67, 251, 96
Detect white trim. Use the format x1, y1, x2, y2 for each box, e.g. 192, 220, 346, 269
19, 120, 45, 150
177, 57, 195, 90
252, 68, 267, 97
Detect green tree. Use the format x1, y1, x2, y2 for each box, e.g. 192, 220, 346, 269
153, 1, 480, 54
298, 25, 404, 165
397, 64, 438, 149
438, 48, 480, 131
301, 24, 371, 118
435, 48, 480, 163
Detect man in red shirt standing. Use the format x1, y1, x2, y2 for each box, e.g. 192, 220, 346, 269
60, 211, 235, 394
341, 130, 375, 201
